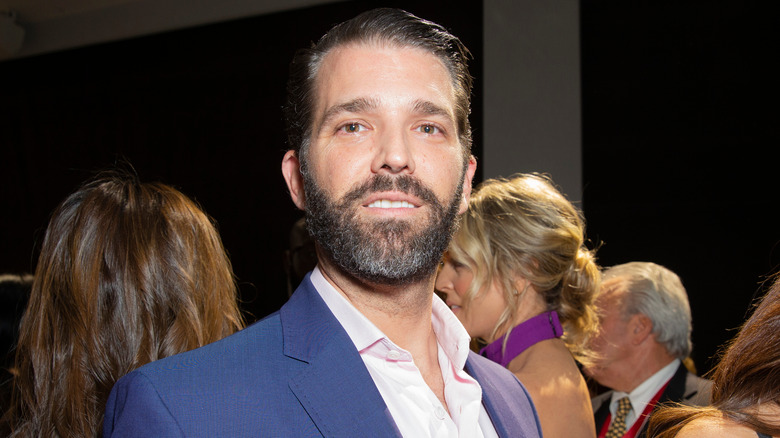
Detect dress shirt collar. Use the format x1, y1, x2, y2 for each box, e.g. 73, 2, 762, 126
431, 290, 473, 370
609, 358, 680, 425
309, 266, 384, 352
310, 266, 473, 368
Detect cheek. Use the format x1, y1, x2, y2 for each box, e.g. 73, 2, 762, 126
418, 155, 464, 197
311, 149, 367, 192
449, 267, 474, 297
463, 289, 506, 339
592, 328, 623, 360
453, 276, 471, 297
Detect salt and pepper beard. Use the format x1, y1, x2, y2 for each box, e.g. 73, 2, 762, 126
301, 160, 466, 286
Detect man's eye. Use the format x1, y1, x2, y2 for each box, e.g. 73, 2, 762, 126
417, 124, 440, 135
340, 123, 364, 133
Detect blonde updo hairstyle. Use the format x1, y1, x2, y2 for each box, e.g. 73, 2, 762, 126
447, 173, 600, 363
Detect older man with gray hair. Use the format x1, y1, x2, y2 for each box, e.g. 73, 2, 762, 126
583, 262, 711, 438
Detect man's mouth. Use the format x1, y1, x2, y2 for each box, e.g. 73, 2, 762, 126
366, 199, 417, 209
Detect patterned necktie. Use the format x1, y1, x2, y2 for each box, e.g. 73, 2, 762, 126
606, 397, 632, 438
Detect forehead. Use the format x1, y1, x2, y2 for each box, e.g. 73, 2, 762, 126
312, 43, 456, 115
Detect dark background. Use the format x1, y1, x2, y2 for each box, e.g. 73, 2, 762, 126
581, 2, 779, 373
1, 1, 778, 376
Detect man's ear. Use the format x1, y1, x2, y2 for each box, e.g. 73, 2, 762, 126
629, 313, 653, 345
458, 155, 477, 215
282, 150, 305, 210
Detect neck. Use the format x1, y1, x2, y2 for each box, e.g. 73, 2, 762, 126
481, 310, 563, 368
316, 256, 437, 354
619, 347, 677, 393
500, 284, 548, 340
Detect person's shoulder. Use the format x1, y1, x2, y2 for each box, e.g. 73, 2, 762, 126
466, 350, 516, 378
684, 370, 713, 405
676, 413, 758, 438
466, 350, 530, 394
465, 351, 543, 437
127, 311, 284, 381
517, 340, 581, 382
685, 369, 712, 386
105, 311, 291, 432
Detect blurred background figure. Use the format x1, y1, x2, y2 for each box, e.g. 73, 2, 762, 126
648, 273, 780, 438
436, 173, 600, 437
0, 273, 33, 411
584, 262, 711, 438
3, 171, 244, 437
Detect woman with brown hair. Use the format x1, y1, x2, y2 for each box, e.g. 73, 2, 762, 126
435, 173, 600, 438
5, 171, 245, 437
648, 274, 780, 438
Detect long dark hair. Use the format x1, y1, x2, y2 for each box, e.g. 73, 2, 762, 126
6, 171, 244, 437
648, 273, 780, 437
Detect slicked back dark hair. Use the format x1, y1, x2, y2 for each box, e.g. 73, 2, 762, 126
283, 8, 473, 165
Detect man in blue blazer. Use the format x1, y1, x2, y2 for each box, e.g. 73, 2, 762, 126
104, 8, 542, 437
104, 276, 541, 437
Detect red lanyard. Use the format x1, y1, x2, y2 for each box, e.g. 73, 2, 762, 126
597, 380, 670, 438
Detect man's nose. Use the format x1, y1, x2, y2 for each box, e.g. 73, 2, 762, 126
371, 129, 415, 174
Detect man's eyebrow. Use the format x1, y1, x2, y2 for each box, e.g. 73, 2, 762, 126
412, 100, 453, 121
319, 97, 379, 130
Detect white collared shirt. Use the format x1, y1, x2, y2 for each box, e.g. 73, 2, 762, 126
608, 359, 681, 430
310, 267, 498, 438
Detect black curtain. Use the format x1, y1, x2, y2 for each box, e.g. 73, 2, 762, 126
581, 1, 780, 373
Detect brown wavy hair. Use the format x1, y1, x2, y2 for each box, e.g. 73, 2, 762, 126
648, 273, 780, 437
5, 171, 244, 437
446, 173, 600, 364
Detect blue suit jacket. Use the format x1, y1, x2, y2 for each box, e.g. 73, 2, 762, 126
104, 275, 542, 437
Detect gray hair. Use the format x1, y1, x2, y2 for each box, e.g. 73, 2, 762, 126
602, 261, 692, 358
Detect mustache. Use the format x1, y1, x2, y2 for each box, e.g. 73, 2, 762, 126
338, 175, 440, 208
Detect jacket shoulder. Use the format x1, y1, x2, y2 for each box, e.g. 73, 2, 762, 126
684, 371, 713, 405
466, 352, 543, 437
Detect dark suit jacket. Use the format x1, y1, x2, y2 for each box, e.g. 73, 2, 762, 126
104, 274, 542, 437
591, 362, 712, 438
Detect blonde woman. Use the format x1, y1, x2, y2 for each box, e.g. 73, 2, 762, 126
436, 173, 600, 438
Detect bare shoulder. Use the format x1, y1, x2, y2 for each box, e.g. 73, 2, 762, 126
676, 414, 758, 438
515, 339, 584, 385
512, 340, 596, 438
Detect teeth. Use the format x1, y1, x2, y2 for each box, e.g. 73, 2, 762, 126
367, 200, 416, 209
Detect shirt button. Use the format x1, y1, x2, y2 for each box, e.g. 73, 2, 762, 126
434, 406, 446, 420
387, 350, 401, 360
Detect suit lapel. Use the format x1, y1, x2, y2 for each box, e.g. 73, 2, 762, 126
657, 362, 686, 404
636, 362, 686, 438
592, 392, 612, 434
465, 353, 541, 437
281, 276, 401, 438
